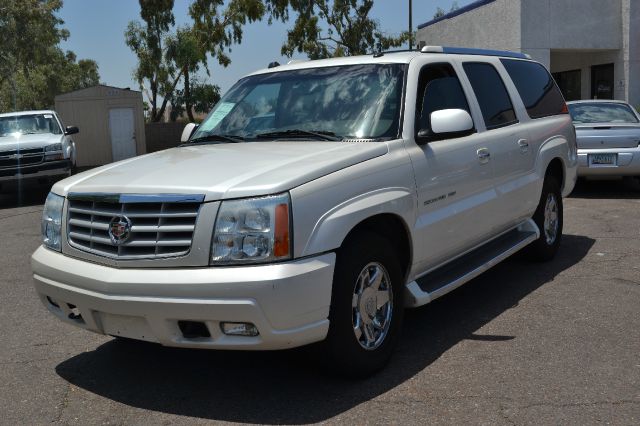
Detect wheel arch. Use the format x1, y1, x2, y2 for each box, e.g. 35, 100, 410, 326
339, 213, 413, 281
294, 187, 415, 277
536, 131, 577, 197
546, 157, 565, 189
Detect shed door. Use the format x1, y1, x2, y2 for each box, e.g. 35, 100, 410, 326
109, 108, 136, 162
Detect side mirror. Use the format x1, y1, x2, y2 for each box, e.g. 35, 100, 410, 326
417, 109, 474, 144
64, 126, 79, 135
181, 122, 198, 143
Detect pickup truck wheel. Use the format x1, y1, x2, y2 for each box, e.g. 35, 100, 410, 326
324, 232, 404, 377
527, 176, 563, 261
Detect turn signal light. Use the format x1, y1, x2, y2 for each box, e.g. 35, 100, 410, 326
274, 203, 290, 257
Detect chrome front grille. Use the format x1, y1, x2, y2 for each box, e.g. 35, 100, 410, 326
0, 147, 44, 168
66, 193, 203, 259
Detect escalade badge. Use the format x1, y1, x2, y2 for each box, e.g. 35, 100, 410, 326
108, 216, 132, 245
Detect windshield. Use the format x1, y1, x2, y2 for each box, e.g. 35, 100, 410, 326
568, 103, 639, 124
190, 63, 406, 142
0, 113, 62, 137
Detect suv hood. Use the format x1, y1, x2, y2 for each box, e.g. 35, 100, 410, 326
52, 141, 389, 201
0, 133, 62, 151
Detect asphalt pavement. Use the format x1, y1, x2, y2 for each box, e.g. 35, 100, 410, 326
0, 180, 638, 425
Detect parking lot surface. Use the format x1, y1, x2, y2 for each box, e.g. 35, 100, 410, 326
0, 181, 638, 425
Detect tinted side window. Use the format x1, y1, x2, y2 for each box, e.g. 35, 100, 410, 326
415, 63, 471, 133
501, 59, 567, 119
463, 62, 517, 130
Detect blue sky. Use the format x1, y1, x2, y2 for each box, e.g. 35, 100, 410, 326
58, 0, 470, 94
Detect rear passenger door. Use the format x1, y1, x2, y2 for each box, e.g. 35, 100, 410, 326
460, 60, 532, 230
499, 58, 570, 217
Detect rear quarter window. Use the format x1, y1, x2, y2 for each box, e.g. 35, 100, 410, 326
501, 59, 567, 119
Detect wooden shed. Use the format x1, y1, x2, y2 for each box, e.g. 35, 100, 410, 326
54, 85, 146, 167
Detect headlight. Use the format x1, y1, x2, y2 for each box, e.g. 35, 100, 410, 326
211, 193, 291, 265
42, 192, 64, 251
45, 143, 62, 152
44, 143, 64, 161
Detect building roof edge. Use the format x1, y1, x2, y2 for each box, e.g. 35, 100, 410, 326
418, 0, 497, 30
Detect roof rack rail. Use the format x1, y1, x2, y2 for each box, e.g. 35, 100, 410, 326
371, 48, 419, 58
420, 46, 531, 60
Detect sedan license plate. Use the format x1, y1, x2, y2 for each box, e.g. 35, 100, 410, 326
589, 153, 617, 166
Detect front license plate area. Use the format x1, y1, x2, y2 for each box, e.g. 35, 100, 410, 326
589, 153, 617, 167
99, 312, 157, 342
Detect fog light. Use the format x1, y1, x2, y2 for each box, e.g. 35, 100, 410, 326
220, 322, 259, 337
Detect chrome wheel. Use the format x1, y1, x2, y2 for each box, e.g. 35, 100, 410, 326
543, 193, 559, 244
352, 262, 393, 350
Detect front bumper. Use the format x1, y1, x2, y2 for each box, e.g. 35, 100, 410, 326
0, 160, 71, 183
31, 246, 335, 350
577, 147, 640, 177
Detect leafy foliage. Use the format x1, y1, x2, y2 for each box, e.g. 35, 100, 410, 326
266, 0, 410, 59
189, 0, 265, 67
127, 0, 263, 122
170, 81, 221, 122
125, 0, 178, 122
0, 0, 100, 112
433, 1, 459, 19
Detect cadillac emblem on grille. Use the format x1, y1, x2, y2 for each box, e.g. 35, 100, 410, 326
108, 216, 132, 245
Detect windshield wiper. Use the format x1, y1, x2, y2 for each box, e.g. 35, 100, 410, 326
255, 129, 342, 141
183, 134, 245, 145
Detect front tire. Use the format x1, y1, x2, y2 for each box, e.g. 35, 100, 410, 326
324, 231, 404, 377
527, 175, 563, 261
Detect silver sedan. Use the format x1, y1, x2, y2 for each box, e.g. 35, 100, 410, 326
568, 100, 640, 184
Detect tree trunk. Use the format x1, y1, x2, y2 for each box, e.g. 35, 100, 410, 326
156, 70, 183, 122
150, 79, 159, 122
184, 69, 195, 122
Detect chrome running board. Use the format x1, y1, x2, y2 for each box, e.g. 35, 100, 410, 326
405, 219, 539, 308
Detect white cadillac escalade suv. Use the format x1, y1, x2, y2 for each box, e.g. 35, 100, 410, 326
32, 47, 577, 376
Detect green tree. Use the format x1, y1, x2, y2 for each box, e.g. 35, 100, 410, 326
170, 80, 221, 122
127, 0, 263, 122
125, 0, 178, 122
0, 0, 100, 112
166, 27, 208, 122
189, 0, 265, 66
8, 50, 99, 111
266, 0, 410, 59
433, 1, 459, 19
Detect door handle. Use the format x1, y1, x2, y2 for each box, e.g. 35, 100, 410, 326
477, 148, 490, 164
518, 139, 529, 153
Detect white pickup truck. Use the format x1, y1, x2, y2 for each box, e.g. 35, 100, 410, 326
32, 47, 577, 376
0, 110, 78, 188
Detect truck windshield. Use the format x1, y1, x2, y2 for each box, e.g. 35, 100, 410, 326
190, 63, 406, 142
0, 114, 62, 137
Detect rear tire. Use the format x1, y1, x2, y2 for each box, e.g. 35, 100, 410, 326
323, 231, 404, 378
527, 175, 563, 261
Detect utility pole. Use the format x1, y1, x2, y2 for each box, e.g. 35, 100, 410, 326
408, 0, 413, 50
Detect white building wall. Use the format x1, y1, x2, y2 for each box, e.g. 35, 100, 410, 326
521, 0, 621, 51
624, 0, 640, 108
415, 0, 521, 52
